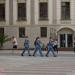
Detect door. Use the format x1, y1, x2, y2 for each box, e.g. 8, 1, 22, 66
67, 34, 73, 47
60, 34, 73, 48
60, 34, 66, 47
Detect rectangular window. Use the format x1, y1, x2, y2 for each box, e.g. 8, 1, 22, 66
39, 2, 48, 20
19, 28, 25, 38
0, 4, 5, 21
0, 28, 4, 35
18, 3, 26, 21
61, 2, 70, 20
40, 27, 47, 37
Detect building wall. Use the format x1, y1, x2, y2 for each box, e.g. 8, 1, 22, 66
1, 0, 75, 49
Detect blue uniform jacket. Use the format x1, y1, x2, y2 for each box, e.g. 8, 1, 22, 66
46, 41, 53, 49
35, 40, 41, 48
24, 40, 29, 48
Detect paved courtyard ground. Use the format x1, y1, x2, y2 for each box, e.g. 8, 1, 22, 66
0, 50, 75, 75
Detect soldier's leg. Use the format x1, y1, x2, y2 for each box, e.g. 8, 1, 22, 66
39, 48, 43, 56
33, 48, 38, 56
21, 48, 26, 56
51, 47, 56, 57
55, 45, 58, 53
28, 48, 31, 56
46, 48, 50, 57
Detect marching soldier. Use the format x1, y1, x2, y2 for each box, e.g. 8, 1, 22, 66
46, 37, 56, 57
21, 36, 31, 56
33, 37, 43, 56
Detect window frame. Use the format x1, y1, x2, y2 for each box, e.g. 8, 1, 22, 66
40, 27, 47, 38
19, 27, 25, 38
0, 3, 5, 21
61, 2, 70, 20
39, 2, 48, 20
17, 3, 26, 21
0, 28, 4, 35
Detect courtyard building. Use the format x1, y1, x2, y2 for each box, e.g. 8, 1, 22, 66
0, 0, 75, 51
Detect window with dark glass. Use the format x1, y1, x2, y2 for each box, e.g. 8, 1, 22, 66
0, 28, 4, 35
39, 2, 48, 20
18, 3, 26, 21
19, 28, 25, 38
0, 4, 5, 21
40, 27, 47, 37
61, 2, 70, 20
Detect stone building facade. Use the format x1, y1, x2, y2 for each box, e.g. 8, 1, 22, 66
0, 0, 75, 50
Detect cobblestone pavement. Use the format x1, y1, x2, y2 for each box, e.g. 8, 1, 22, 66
0, 50, 75, 75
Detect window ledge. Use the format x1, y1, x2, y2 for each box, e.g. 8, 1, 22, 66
39, 18, 49, 21
41, 36, 47, 38
17, 20, 27, 22
0, 20, 6, 22
60, 19, 71, 24
60, 19, 71, 21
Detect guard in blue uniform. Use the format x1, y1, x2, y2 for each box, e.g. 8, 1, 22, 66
21, 36, 31, 56
46, 37, 56, 57
33, 37, 43, 56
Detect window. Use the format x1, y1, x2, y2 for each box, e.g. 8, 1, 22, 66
39, 2, 48, 20
19, 28, 25, 38
18, 3, 26, 21
40, 27, 47, 37
61, 2, 70, 20
0, 28, 4, 35
0, 4, 5, 21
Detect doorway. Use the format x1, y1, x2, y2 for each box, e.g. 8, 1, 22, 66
58, 28, 74, 48
60, 34, 73, 48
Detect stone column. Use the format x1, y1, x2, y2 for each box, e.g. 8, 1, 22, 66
52, 0, 57, 24
9, 0, 13, 25
27, 0, 31, 25
34, 0, 39, 25
48, 0, 53, 24
6, 0, 9, 25
71, 0, 75, 24
56, 0, 61, 24
30, 0, 35, 25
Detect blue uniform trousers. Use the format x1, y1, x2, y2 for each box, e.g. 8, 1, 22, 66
21, 47, 31, 56
33, 46, 43, 56
46, 46, 56, 57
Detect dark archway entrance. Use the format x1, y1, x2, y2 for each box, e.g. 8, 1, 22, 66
57, 28, 74, 51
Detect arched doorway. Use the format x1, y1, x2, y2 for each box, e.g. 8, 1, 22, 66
57, 28, 74, 49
